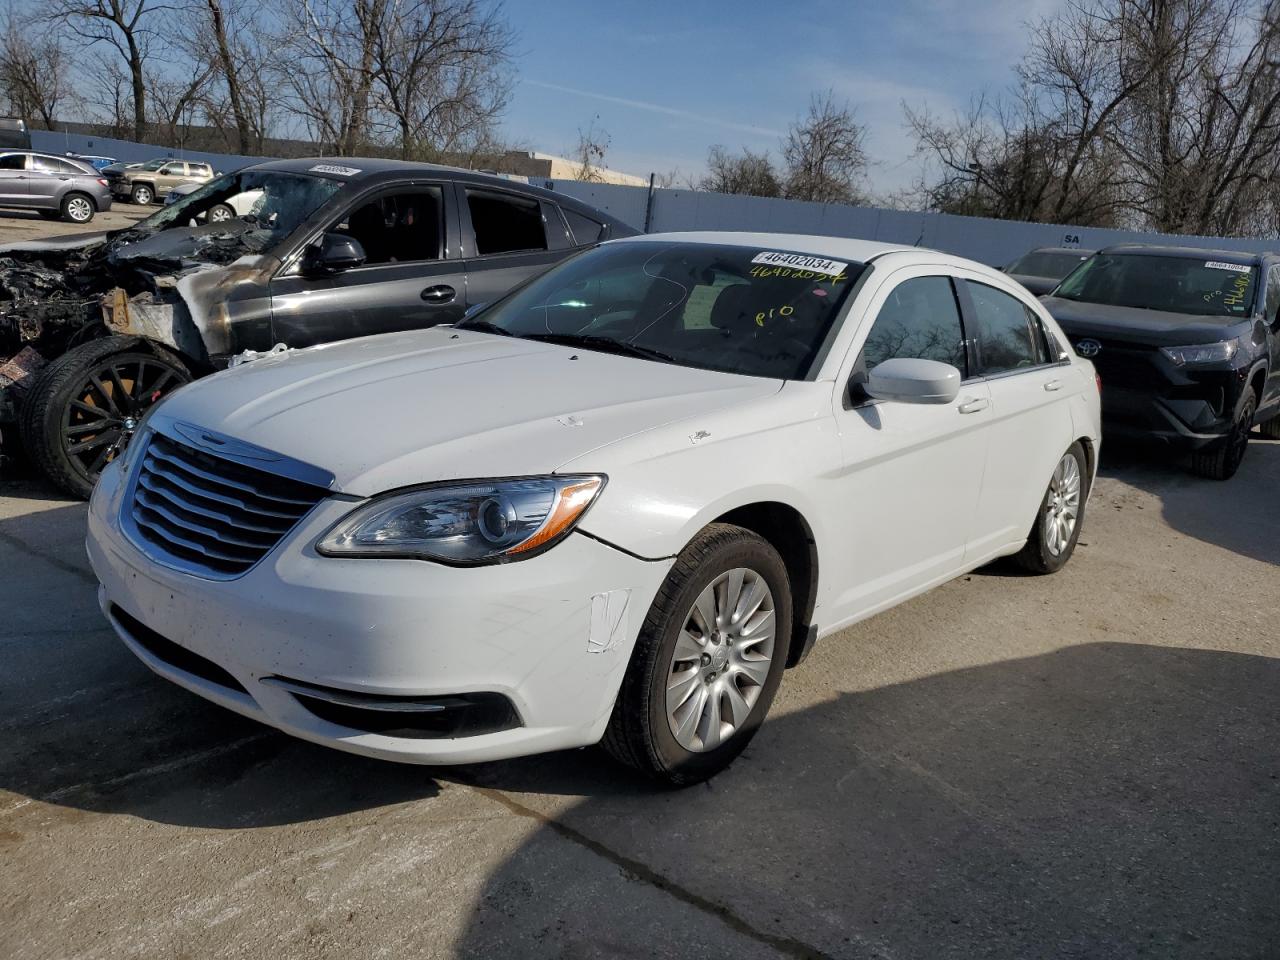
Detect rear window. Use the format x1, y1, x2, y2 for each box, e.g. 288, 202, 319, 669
1055, 253, 1257, 318
1007, 250, 1089, 280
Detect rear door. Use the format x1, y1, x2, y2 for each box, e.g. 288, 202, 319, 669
457, 185, 570, 310
0, 153, 29, 204
27, 155, 67, 207
959, 277, 1076, 558
269, 182, 467, 348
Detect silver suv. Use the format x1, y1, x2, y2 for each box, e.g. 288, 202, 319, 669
0, 152, 113, 224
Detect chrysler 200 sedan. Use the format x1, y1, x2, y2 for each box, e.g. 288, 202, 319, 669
87, 232, 1101, 784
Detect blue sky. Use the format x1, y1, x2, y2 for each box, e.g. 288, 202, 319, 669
501, 0, 1065, 194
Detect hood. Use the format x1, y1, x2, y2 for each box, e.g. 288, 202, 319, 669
157, 328, 783, 495
1040, 296, 1249, 347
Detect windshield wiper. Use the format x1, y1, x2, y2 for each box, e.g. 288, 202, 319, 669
525, 333, 675, 362
456, 320, 515, 337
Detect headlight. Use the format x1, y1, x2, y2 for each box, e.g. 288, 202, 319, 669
316, 475, 606, 564
1160, 339, 1238, 366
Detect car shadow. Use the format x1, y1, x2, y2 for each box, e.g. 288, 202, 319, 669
1101, 436, 1280, 567
4, 622, 1278, 955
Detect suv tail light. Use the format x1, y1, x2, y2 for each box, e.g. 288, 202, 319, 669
97, 178, 108, 187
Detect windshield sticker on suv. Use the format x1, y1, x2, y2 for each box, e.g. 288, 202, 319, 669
751, 251, 848, 278
309, 163, 361, 177
1204, 261, 1251, 272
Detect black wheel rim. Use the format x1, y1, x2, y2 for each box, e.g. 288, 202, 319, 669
60, 356, 186, 482
1229, 401, 1255, 468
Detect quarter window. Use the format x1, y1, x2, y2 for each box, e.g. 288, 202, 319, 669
466, 189, 547, 255
861, 276, 967, 374
563, 208, 605, 245
964, 281, 1044, 374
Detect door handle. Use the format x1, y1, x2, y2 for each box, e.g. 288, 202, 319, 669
421, 284, 456, 304
1043, 379, 1062, 392
958, 397, 990, 414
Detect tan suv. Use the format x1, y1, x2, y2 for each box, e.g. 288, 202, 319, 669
105, 158, 215, 205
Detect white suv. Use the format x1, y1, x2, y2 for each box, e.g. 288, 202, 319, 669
86, 232, 1101, 785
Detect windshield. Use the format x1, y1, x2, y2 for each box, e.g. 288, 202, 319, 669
139, 158, 169, 171
137, 171, 344, 246
1008, 250, 1089, 279
1054, 253, 1257, 318
460, 241, 864, 380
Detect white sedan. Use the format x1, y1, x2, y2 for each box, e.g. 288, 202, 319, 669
86, 232, 1100, 785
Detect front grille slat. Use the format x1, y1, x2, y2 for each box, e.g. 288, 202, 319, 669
126, 430, 329, 578
137, 472, 296, 535
146, 439, 320, 508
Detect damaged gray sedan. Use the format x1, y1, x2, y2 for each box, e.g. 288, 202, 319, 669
0, 158, 632, 497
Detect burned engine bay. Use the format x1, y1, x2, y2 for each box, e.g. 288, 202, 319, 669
0, 219, 277, 421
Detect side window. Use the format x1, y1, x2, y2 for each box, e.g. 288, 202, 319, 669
0, 154, 26, 170
563, 208, 605, 245
329, 188, 444, 266
160, 162, 183, 176
30, 155, 59, 173
860, 275, 967, 373
1266, 267, 1280, 321
466, 189, 546, 255
964, 281, 1044, 374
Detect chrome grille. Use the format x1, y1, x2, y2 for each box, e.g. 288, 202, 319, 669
127, 432, 329, 578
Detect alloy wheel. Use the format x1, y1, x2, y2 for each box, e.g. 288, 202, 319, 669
1044, 454, 1081, 556
65, 196, 93, 222
665, 567, 776, 752
60, 356, 185, 480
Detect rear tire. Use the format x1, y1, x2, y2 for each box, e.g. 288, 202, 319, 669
1011, 442, 1089, 575
1191, 391, 1256, 481
1258, 412, 1280, 440
130, 183, 154, 205
602, 523, 792, 786
207, 202, 235, 222
60, 192, 95, 224
20, 336, 191, 499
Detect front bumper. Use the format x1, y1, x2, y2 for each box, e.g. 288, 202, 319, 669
87, 461, 672, 764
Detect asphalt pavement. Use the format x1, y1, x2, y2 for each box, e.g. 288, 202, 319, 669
1, 438, 1278, 959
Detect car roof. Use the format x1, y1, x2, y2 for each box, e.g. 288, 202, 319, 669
1098, 243, 1268, 264
1017, 246, 1096, 256
616, 231, 918, 264
237, 156, 631, 226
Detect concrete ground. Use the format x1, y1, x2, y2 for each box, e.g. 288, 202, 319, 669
1, 438, 1277, 960
0, 204, 151, 243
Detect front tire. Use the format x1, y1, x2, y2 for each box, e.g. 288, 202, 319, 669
1191, 390, 1256, 481
130, 183, 154, 205
60, 192, 95, 224
603, 523, 792, 786
20, 336, 191, 499
1011, 442, 1089, 575
207, 202, 235, 222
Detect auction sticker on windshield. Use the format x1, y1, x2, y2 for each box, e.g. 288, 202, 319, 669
751, 251, 848, 277
1204, 261, 1252, 272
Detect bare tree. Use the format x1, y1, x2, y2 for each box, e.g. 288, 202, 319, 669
371, 0, 513, 160
700, 144, 782, 197
47, 0, 174, 141
0, 20, 73, 128
782, 91, 868, 204
572, 117, 610, 182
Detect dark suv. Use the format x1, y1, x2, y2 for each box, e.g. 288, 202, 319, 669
1042, 244, 1280, 479
1, 158, 634, 497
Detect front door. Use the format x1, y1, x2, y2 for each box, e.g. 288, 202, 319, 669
269, 184, 467, 349
829, 269, 992, 622
1263, 266, 1280, 415
0, 153, 28, 205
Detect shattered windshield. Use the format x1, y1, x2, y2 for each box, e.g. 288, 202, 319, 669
136, 171, 343, 249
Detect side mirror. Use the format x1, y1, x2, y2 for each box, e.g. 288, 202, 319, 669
864, 358, 961, 404
303, 232, 366, 276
